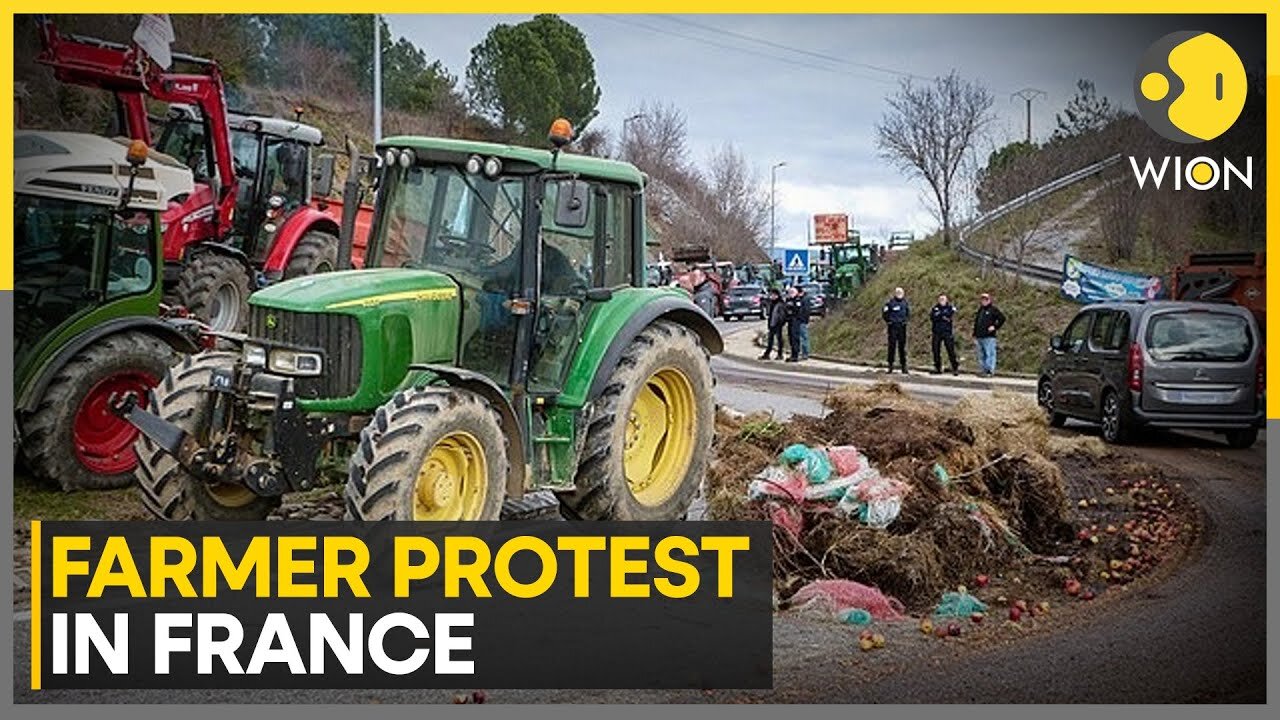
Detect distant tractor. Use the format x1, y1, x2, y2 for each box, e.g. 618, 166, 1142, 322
817, 230, 878, 299
120, 120, 723, 522
14, 131, 203, 489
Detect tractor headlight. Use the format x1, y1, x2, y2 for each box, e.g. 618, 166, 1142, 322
483, 156, 502, 178
267, 194, 285, 209
398, 149, 413, 168
243, 343, 267, 368
383, 149, 397, 168
465, 154, 483, 175
268, 349, 323, 377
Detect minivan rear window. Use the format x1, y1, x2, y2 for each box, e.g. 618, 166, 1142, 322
1146, 312, 1253, 362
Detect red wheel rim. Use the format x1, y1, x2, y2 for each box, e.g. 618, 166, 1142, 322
73, 370, 160, 476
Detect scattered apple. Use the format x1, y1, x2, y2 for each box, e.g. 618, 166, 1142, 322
1077, 528, 1092, 542
970, 612, 985, 624
872, 633, 886, 649
975, 574, 990, 588
1099, 571, 1110, 581
1077, 499, 1089, 509
472, 691, 487, 704
453, 694, 471, 705
1064, 578, 1082, 596
1008, 606, 1023, 622
1014, 599, 1029, 612
920, 618, 934, 635
934, 625, 949, 639
1080, 588, 1096, 601
1105, 524, 1118, 534
947, 623, 962, 637
859, 636, 875, 652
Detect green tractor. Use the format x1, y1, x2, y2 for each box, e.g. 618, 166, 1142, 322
120, 121, 723, 521
827, 231, 878, 299
14, 131, 204, 490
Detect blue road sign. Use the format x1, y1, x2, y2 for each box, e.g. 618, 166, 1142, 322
783, 249, 810, 276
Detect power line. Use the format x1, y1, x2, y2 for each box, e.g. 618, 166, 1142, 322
592, 14, 899, 86
656, 14, 934, 84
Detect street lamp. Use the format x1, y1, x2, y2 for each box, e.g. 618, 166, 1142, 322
770, 161, 787, 256
621, 113, 645, 160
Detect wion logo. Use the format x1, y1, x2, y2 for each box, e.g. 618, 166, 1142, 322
1129, 31, 1251, 191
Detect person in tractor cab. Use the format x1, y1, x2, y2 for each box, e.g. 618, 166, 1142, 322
274, 140, 309, 201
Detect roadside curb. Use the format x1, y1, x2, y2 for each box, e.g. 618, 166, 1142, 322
721, 334, 1037, 393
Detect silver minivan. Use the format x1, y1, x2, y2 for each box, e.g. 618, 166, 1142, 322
1038, 301, 1263, 448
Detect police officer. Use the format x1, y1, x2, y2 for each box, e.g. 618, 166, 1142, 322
929, 293, 959, 375
882, 287, 909, 374
784, 285, 809, 362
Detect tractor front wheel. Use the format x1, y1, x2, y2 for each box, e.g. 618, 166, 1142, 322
345, 388, 508, 521
284, 231, 339, 279
558, 320, 714, 520
21, 332, 175, 490
176, 253, 252, 333
134, 351, 282, 520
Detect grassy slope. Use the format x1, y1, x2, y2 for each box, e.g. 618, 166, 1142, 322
810, 239, 1079, 375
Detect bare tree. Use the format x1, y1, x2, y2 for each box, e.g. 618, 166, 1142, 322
877, 72, 994, 246
981, 151, 1059, 280
704, 143, 769, 246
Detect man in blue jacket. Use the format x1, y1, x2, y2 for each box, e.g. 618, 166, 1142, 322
929, 293, 959, 375
882, 287, 909, 374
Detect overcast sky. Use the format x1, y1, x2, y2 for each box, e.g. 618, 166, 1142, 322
387, 14, 1264, 248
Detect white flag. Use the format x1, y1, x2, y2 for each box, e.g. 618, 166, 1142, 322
133, 14, 176, 69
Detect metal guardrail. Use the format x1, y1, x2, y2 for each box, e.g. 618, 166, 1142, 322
957, 153, 1124, 284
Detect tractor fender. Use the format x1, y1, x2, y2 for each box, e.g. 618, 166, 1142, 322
582, 294, 722, 405
408, 363, 528, 499
183, 241, 254, 273
262, 206, 341, 275
17, 317, 201, 414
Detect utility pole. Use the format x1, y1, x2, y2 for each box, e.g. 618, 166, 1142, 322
770, 161, 787, 256
373, 14, 383, 144
1011, 88, 1046, 143
621, 113, 645, 160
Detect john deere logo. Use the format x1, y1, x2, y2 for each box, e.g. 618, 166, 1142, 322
1134, 31, 1246, 143
265, 314, 278, 329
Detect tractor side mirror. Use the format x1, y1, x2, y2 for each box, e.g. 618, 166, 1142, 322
1050, 334, 1064, 351
554, 179, 590, 228
312, 155, 336, 197
585, 288, 613, 303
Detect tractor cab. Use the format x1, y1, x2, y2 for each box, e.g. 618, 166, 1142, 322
365, 133, 646, 396
156, 104, 324, 263
14, 130, 193, 376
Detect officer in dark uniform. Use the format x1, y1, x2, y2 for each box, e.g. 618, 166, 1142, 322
929, 293, 959, 375
882, 287, 910, 373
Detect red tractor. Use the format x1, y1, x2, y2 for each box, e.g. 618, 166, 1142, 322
1170, 251, 1265, 333
36, 19, 373, 332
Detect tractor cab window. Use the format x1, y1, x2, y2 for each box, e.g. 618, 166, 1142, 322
264, 137, 310, 205
374, 163, 527, 386
13, 195, 156, 368
157, 118, 209, 179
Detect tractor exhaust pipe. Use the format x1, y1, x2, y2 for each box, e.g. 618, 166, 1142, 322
336, 136, 362, 271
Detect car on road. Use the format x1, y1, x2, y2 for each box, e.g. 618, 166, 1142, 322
723, 284, 766, 321
802, 282, 828, 317
1038, 300, 1263, 448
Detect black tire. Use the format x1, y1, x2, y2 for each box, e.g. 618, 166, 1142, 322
558, 320, 714, 521
345, 388, 507, 521
175, 253, 252, 333
20, 332, 176, 491
134, 351, 281, 520
1225, 427, 1258, 449
1100, 390, 1133, 445
283, 231, 339, 280
1038, 379, 1067, 428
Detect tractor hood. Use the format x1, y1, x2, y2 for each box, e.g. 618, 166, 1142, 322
248, 268, 459, 313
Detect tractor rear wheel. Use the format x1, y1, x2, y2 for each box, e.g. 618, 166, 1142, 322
345, 388, 508, 521
176, 253, 252, 333
21, 332, 175, 490
558, 320, 714, 520
284, 231, 339, 279
134, 351, 281, 520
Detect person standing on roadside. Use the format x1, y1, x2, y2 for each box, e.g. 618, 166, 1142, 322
795, 283, 812, 360
929, 293, 959, 375
972, 292, 1007, 376
759, 287, 786, 360
882, 287, 910, 373
784, 285, 807, 362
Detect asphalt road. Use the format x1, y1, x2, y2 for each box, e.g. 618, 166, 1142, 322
12, 317, 1268, 703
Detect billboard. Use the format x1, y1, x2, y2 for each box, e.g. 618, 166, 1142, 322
812, 213, 849, 244
1060, 255, 1167, 304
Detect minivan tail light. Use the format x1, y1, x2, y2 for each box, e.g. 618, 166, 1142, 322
1127, 342, 1143, 392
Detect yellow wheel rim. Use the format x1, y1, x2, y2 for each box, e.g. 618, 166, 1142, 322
623, 367, 697, 507
205, 483, 256, 508
413, 431, 489, 520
